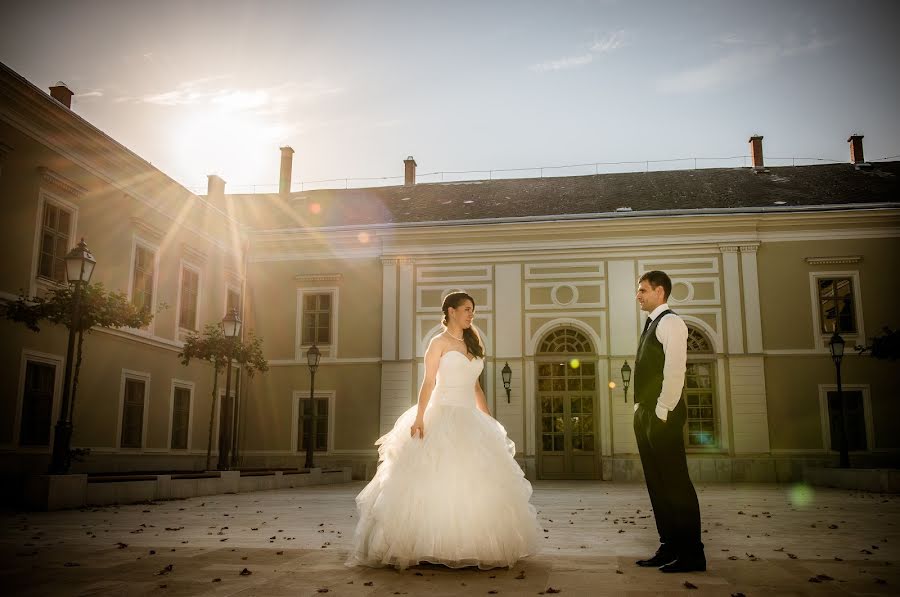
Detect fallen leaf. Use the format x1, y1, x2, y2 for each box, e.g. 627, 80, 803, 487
212, 578, 221, 582
515, 570, 525, 580
239, 568, 251, 576
683, 581, 697, 589
546, 588, 561, 595
156, 564, 174, 576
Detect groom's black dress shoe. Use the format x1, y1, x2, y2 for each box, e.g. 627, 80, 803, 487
659, 556, 706, 573
635, 552, 676, 567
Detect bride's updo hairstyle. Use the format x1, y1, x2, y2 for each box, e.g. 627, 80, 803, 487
441, 291, 484, 359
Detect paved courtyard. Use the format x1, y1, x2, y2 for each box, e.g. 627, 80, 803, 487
1, 481, 897, 596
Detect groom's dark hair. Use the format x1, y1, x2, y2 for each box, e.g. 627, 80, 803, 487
639, 270, 672, 300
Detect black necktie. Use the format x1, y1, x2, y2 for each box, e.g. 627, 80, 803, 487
641, 317, 652, 337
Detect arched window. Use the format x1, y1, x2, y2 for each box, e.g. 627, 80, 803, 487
538, 327, 593, 354
687, 326, 713, 353
684, 325, 717, 448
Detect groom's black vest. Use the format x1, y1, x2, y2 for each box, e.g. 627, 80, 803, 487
634, 310, 683, 411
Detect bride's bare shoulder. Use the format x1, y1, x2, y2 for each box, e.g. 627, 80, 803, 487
426, 332, 449, 354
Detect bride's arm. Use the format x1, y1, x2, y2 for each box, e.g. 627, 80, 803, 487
474, 378, 491, 417
411, 337, 442, 437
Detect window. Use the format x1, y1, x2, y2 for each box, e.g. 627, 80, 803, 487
684, 326, 717, 448
20, 361, 56, 446
302, 293, 332, 345
132, 245, 155, 312
120, 378, 146, 448
37, 202, 72, 282
171, 385, 191, 450
226, 287, 241, 314
818, 278, 856, 334
178, 266, 200, 330
826, 390, 867, 451
298, 397, 329, 452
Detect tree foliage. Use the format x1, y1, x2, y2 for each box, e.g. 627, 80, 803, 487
1, 282, 153, 332
855, 326, 900, 361
179, 324, 269, 377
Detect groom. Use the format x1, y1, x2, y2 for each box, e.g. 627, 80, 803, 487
632, 270, 705, 573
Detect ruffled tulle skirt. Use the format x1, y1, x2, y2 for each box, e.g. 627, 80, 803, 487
347, 402, 540, 570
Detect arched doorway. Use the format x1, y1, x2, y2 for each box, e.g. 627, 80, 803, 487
536, 327, 599, 479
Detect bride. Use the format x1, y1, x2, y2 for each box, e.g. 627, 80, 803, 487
347, 291, 540, 570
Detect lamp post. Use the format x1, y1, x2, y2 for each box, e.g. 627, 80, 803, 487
829, 330, 850, 468
620, 361, 632, 403
501, 362, 512, 404
49, 239, 96, 474
304, 344, 321, 469
217, 308, 241, 470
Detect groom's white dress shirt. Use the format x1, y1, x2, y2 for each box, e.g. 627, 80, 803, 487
633, 302, 689, 422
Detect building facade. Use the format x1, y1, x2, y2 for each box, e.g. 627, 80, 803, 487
2, 61, 898, 487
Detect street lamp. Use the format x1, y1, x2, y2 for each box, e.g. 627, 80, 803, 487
501, 362, 512, 403
620, 361, 632, 403
50, 239, 96, 474
217, 308, 241, 470
829, 330, 850, 468
304, 344, 321, 469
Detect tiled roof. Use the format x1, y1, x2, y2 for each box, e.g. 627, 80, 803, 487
222, 162, 900, 230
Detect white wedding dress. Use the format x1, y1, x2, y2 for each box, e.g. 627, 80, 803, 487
347, 350, 540, 569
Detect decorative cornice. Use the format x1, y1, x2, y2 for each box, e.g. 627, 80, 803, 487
381, 256, 415, 265
805, 255, 863, 265
181, 242, 208, 265
718, 244, 740, 253
38, 166, 87, 198
739, 243, 760, 253
130, 216, 164, 242
293, 273, 343, 282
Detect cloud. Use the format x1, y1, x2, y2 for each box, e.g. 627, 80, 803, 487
530, 29, 626, 72
119, 76, 342, 113
77, 90, 104, 99
531, 53, 594, 72
658, 30, 836, 94
590, 30, 626, 53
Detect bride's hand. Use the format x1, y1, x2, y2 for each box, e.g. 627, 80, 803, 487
410, 419, 425, 439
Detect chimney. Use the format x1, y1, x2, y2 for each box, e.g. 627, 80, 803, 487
404, 156, 417, 185
848, 134, 865, 165
279, 146, 294, 195
49, 82, 74, 109
207, 174, 226, 201
748, 135, 764, 169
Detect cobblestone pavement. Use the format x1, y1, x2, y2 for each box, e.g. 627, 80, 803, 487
1, 481, 897, 596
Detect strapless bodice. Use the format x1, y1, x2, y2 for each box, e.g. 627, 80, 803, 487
430, 351, 484, 408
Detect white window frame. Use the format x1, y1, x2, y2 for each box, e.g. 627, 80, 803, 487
296, 287, 339, 359
808, 271, 865, 351
13, 349, 64, 451
175, 260, 203, 337
116, 369, 151, 450
127, 235, 160, 336
818, 383, 874, 453
291, 390, 336, 455
168, 379, 195, 451
30, 190, 79, 296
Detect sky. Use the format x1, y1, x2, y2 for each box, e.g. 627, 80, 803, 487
2, 0, 899, 193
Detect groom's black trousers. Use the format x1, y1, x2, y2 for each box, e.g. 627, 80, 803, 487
633, 402, 703, 557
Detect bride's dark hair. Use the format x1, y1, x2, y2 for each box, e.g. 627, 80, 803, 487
441, 291, 484, 359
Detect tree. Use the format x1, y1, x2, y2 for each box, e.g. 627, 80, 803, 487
855, 326, 900, 361
179, 324, 269, 470
1, 283, 156, 464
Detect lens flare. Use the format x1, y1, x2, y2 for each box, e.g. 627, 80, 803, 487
357, 231, 370, 243
569, 358, 580, 369
608, 381, 616, 389
309, 203, 322, 215
788, 483, 814, 508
